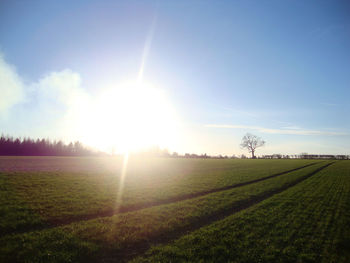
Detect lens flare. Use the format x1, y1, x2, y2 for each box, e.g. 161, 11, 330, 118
115, 153, 129, 212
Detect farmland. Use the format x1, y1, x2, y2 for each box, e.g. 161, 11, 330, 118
0, 156, 349, 262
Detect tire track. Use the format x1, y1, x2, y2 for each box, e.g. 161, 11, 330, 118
3, 162, 320, 236
102, 161, 334, 263
52, 162, 320, 225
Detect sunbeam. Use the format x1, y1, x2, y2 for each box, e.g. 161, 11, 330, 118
115, 153, 129, 213
138, 14, 157, 81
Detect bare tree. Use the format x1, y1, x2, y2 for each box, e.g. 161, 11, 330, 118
240, 133, 265, 159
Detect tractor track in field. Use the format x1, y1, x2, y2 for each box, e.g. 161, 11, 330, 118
2, 162, 321, 237
100, 161, 335, 263
50, 162, 320, 224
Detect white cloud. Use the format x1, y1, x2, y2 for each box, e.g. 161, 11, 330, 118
0, 54, 90, 142
205, 124, 348, 136
36, 69, 86, 106
30, 69, 91, 141
0, 54, 25, 116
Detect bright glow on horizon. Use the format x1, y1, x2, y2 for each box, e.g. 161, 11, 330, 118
75, 80, 180, 154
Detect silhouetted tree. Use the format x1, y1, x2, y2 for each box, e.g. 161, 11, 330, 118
240, 133, 265, 159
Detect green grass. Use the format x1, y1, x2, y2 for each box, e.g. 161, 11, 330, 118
0, 161, 330, 262
1, 157, 348, 263
0, 157, 318, 234
133, 161, 350, 263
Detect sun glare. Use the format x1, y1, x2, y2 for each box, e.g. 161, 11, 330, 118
78, 80, 179, 153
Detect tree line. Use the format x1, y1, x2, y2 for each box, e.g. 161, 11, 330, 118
261, 153, 349, 160
1, 135, 348, 159
0, 135, 96, 156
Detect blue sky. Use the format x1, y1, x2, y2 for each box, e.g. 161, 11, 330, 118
0, 0, 349, 155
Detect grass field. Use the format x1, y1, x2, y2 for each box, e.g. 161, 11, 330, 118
0, 156, 349, 262
134, 161, 350, 263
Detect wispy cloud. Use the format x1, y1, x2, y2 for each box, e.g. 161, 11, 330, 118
280, 126, 302, 130
0, 53, 25, 117
205, 124, 348, 136
321, 102, 338, 107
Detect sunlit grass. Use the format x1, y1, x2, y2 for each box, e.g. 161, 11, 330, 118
0, 161, 330, 262
0, 157, 319, 234
133, 161, 350, 263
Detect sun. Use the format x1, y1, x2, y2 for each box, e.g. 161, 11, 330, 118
79, 80, 179, 154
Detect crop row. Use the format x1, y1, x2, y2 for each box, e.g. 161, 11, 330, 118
133, 161, 350, 263
0, 161, 331, 262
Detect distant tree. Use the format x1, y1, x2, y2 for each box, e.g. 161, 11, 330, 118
0, 135, 96, 156
272, 154, 282, 159
240, 133, 265, 159
300, 152, 308, 159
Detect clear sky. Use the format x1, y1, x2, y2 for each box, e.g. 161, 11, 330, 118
1, 0, 349, 156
